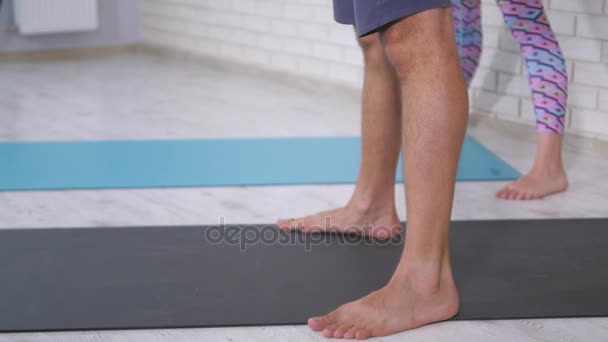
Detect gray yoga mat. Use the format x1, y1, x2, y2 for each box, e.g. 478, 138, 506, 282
1, 219, 607, 332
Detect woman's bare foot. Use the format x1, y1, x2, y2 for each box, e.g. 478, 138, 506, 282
496, 166, 568, 200
276, 201, 400, 240
497, 132, 568, 200
308, 260, 460, 340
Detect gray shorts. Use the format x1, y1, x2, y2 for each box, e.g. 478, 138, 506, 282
333, 0, 451, 37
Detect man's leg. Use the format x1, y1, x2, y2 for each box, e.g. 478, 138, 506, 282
277, 32, 402, 239
308, 7, 467, 339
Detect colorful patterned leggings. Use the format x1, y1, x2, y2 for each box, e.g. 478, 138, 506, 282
452, 0, 568, 135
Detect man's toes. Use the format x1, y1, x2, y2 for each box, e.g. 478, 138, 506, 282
371, 227, 392, 240
304, 224, 325, 234
308, 316, 331, 332
322, 329, 333, 338
355, 328, 372, 340
275, 219, 294, 230
343, 326, 358, 339
322, 324, 340, 338
279, 218, 308, 231
333, 324, 354, 338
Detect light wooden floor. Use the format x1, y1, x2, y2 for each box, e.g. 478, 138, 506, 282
0, 50, 607, 342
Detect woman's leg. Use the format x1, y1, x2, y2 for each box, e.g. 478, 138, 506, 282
495, 0, 568, 200
452, 0, 483, 86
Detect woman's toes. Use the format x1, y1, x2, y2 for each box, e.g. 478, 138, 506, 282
507, 189, 519, 200
502, 188, 516, 199
495, 188, 504, 198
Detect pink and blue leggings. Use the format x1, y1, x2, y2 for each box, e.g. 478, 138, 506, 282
452, 0, 568, 135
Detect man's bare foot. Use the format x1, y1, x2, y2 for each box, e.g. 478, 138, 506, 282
276, 203, 400, 240
308, 263, 460, 339
496, 166, 568, 200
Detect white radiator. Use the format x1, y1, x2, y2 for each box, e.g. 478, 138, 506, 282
14, 0, 99, 35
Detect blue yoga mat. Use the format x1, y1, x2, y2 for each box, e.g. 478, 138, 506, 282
0, 137, 519, 191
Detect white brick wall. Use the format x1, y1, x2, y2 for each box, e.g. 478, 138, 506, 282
471, 0, 608, 140
140, 0, 362, 85
141, 0, 608, 140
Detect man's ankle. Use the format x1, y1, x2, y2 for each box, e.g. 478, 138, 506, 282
392, 256, 452, 291
348, 190, 395, 215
